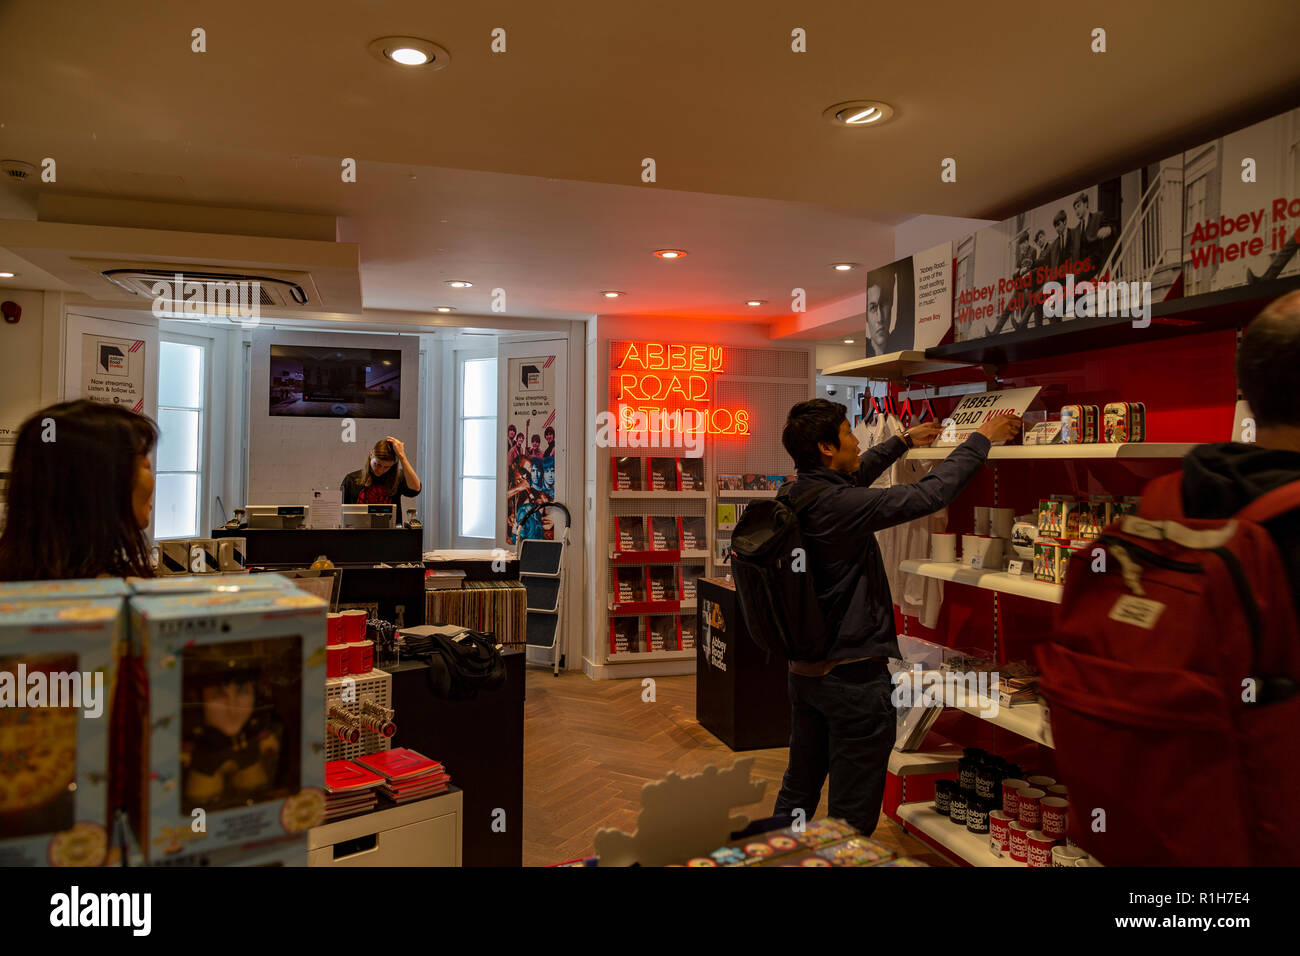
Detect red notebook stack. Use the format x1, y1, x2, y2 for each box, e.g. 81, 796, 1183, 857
324, 759, 385, 821
354, 748, 452, 804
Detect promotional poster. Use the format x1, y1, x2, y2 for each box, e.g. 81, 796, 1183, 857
1181, 106, 1300, 294
505, 355, 559, 544
866, 242, 954, 354
953, 156, 1183, 342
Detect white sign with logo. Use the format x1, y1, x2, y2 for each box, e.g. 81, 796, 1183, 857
80, 333, 147, 413
936, 386, 1041, 446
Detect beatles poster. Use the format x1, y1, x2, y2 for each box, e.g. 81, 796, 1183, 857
865, 241, 953, 355
1181, 107, 1300, 295
505, 355, 559, 544
953, 155, 1183, 342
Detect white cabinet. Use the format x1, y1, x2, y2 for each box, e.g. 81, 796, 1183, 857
308, 789, 462, 867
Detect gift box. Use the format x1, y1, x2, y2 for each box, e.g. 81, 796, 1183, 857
0, 597, 126, 867
128, 590, 327, 860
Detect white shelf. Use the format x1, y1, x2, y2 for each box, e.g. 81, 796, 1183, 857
888, 748, 961, 777
897, 802, 1025, 867
905, 442, 1195, 460
608, 601, 697, 613
610, 490, 708, 498
900, 559, 1063, 604
608, 549, 709, 560
952, 697, 1053, 748
717, 489, 779, 498
822, 351, 973, 381
607, 649, 696, 661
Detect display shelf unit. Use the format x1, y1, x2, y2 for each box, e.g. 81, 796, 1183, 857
608, 601, 697, 614
897, 802, 1024, 868
900, 559, 1063, 604
609, 490, 709, 499
717, 489, 778, 498
607, 649, 695, 662
888, 748, 961, 777
821, 350, 975, 381
609, 549, 708, 562
926, 275, 1300, 367
903, 442, 1196, 460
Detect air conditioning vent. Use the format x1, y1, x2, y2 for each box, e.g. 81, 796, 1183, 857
101, 268, 309, 307
1, 160, 38, 184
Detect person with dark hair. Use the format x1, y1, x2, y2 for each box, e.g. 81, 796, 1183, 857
340, 436, 421, 525
1178, 290, 1300, 610
773, 397, 1021, 836
0, 400, 158, 580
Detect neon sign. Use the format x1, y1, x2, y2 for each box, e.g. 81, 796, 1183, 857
610, 341, 749, 440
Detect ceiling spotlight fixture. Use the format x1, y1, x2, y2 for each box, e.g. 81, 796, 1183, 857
653, 249, 688, 259
832, 262, 860, 272
823, 100, 896, 128
745, 300, 766, 307
843, 339, 855, 344
0, 272, 15, 278
368, 36, 451, 70
444, 280, 473, 288
435, 306, 456, 313
600, 291, 626, 298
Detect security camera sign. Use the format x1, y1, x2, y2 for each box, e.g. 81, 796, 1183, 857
935, 386, 1040, 446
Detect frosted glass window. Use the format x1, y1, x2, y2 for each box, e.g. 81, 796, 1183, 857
460, 478, 494, 538
155, 473, 198, 539
156, 408, 199, 473
158, 342, 202, 408
463, 419, 495, 478
462, 358, 497, 418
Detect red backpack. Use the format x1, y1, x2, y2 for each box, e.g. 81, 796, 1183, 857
1036, 473, 1300, 866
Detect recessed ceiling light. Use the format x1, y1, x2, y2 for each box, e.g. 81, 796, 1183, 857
653, 249, 688, 259
832, 262, 860, 271
843, 339, 855, 344
823, 100, 896, 128
435, 306, 456, 313
0, 272, 14, 278
368, 36, 451, 70
444, 280, 472, 288
745, 300, 766, 307
600, 291, 626, 298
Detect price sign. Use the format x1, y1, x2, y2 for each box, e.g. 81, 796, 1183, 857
1007, 559, 1025, 575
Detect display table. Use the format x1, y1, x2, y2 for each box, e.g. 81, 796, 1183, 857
695, 577, 791, 750
424, 582, 527, 646
387, 649, 525, 867
308, 789, 462, 867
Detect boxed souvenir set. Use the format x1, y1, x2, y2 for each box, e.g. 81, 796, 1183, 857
128, 589, 328, 860
0, 597, 126, 867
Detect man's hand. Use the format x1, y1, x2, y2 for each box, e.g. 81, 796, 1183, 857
976, 412, 1023, 444
904, 422, 943, 447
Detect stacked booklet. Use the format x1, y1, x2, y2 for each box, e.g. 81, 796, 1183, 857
355, 748, 452, 804
323, 760, 385, 821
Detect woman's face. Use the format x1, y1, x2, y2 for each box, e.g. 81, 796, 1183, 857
371, 456, 395, 476
133, 455, 154, 529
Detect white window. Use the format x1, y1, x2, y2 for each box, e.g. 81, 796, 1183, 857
155, 338, 207, 538
455, 353, 497, 544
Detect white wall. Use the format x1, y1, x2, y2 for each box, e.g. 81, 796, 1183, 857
247, 328, 421, 504
0, 288, 50, 470
894, 214, 999, 260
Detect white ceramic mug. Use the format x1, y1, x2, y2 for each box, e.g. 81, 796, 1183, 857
974, 507, 991, 535
931, 532, 957, 564
991, 507, 1015, 538
1052, 845, 1088, 867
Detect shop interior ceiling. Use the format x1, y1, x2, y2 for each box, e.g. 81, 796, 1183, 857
0, 0, 1298, 338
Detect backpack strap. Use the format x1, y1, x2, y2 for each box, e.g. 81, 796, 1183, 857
1237, 479, 1300, 525
1137, 471, 1186, 521
781, 480, 831, 516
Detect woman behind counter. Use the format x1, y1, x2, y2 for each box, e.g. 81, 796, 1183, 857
340, 437, 421, 524
0, 400, 158, 580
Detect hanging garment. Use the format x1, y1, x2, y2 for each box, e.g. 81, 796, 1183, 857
859, 413, 947, 629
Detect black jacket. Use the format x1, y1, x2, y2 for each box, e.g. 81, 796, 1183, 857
1181, 442, 1300, 612
789, 431, 992, 662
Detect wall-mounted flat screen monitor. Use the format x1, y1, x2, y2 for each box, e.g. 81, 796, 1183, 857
269, 345, 401, 418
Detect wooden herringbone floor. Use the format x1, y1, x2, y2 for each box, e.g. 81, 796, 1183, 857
522, 670, 948, 867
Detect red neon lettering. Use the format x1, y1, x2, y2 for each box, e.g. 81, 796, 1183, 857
645, 343, 666, 369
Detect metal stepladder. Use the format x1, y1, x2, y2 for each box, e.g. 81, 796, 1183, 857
516, 501, 571, 675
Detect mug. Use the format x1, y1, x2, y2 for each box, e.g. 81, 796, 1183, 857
340, 608, 368, 642
348, 640, 374, 674
961, 534, 981, 563
1008, 821, 1031, 862
974, 507, 991, 535
1027, 774, 1057, 790
1018, 788, 1046, 829
1052, 845, 1088, 867
1002, 778, 1029, 816
1041, 797, 1069, 839
326, 644, 349, 678
1026, 830, 1058, 868
989, 810, 1013, 852
990, 507, 1015, 538
931, 533, 957, 564
327, 612, 345, 644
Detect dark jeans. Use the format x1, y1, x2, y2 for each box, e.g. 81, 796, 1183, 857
773, 660, 895, 836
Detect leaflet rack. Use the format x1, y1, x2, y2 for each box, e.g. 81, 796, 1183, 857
518, 502, 571, 676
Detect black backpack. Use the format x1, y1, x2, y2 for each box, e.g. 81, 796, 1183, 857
403, 629, 506, 700
730, 482, 835, 661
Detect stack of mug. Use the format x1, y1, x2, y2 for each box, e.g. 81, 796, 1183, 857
325, 608, 375, 677
930, 507, 1015, 570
